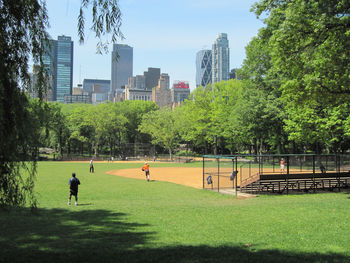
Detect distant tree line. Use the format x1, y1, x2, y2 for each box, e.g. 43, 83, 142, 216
31, 100, 158, 158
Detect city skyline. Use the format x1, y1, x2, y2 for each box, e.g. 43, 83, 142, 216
44, 0, 263, 90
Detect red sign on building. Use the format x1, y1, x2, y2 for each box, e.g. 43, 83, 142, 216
173, 81, 189, 89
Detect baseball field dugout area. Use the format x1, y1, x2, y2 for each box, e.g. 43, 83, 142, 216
202, 154, 350, 194
202, 155, 239, 194
238, 154, 350, 194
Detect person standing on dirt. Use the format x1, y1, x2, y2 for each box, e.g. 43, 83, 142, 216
68, 172, 80, 206
142, 162, 150, 182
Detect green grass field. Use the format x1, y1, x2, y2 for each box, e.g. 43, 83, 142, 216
1, 161, 350, 263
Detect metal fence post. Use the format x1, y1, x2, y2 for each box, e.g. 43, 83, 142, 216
286, 156, 289, 194
313, 155, 315, 193
217, 158, 220, 193
235, 157, 238, 197
202, 156, 205, 189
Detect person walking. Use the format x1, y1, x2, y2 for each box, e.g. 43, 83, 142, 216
90, 159, 94, 173
68, 172, 81, 206
142, 162, 150, 182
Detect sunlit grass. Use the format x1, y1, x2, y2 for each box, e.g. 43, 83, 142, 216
1, 161, 350, 262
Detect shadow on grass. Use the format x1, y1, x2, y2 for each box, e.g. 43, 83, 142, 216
0, 208, 349, 263
0, 208, 151, 263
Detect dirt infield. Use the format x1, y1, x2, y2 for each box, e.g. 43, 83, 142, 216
106, 167, 205, 189
106, 167, 244, 189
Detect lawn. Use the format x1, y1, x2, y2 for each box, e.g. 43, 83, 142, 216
1, 161, 350, 262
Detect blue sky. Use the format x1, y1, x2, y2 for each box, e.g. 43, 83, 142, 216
45, 0, 263, 90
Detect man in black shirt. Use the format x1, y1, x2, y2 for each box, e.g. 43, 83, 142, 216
68, 173, 81, 206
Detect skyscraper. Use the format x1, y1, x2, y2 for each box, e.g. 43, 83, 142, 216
144, 67, 161, 91
196, 50, 212, 87
42, 35, 73, 102
56, 36, 73, 102
110, 44, 133, 100
212, 33, 229, 84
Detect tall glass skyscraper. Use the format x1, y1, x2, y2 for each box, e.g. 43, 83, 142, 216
42, 35, 73, 102
56, 36, 73, 102
110, 44, 133, 100
196, 50, 212, 87
212, 33, 229, 84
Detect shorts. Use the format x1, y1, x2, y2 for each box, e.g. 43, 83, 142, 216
145, 170, 149, 176
280, 165, 284, 170
70, 189, 78, 196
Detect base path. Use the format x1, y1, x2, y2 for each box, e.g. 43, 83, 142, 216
106, 167, 204, 189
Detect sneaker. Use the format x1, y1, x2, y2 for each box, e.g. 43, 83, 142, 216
67, 201, 71, 205
75, 202, 78, 206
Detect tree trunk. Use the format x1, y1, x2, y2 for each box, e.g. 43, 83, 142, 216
259, 139, 263, 155
169, 147, 172, 161
213, 135, 217, 155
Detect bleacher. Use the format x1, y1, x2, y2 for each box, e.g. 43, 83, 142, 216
240, 171, 350, 194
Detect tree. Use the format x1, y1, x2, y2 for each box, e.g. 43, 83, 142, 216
214, 80, 245, 154
139, 108, 180, 160
118, 100, 158, 144
78, 0, 124, 53
252, 0, 350, 152
65, 104, 95, 156
0, 0, 123, 208
0, 1, 49, 208
176, 86, 213, 154
235, 83, 286, 154
94, 103, 127, 157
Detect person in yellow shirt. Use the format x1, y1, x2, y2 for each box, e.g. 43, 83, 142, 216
142, 162, 150, 182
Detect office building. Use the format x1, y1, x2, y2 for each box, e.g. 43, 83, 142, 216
196, 50, 212, 87
29, 65, 54, 101
110, 44, 133, 100
144, 67, 160, 91
83, 79, 110, 94
152, 73, 171, 108
56, 36, 73, 102
83, 79, 110, 104
125, 88, 152, 101
41, 35, 73, 102
72, 84, 83, 95
64, 94, 91, 104
171, 81, 190, 104
212, 33, 229, 83
126, 75, 146, 90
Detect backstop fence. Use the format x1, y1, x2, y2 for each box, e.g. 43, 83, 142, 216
203, 154, 350, 194
202, 155, 239, 195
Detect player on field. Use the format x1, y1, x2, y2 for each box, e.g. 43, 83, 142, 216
142, 162, 150, 182
68, 172, 81, 206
